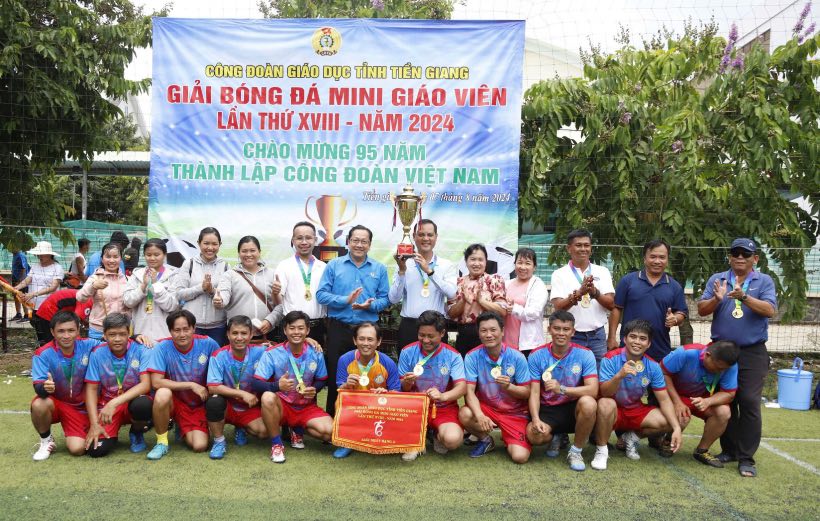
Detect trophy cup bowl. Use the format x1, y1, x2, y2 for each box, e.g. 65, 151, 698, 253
390, 185, 425, 259
305, 195, 357, 261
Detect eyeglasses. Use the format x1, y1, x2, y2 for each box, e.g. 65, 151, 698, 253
729, 250, 753, 258
349, 239, 370, 245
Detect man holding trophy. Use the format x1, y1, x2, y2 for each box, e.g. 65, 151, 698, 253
388, 187, 457, 350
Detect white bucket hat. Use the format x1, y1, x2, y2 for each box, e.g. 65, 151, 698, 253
28, 241, 61, 257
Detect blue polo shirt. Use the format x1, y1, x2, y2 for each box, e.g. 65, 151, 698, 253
316, 254, 390, 325
614, 270, 687, 361
699, 269, 776, 346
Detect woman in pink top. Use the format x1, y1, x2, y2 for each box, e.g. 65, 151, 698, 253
447, 243, 507, 356
77, 243, 130, 339
503, 248, 548, 354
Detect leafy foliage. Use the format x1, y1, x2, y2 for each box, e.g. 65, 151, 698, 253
0, 0, 157, 251
521, 23, 819, 321
259, 0, 462, 20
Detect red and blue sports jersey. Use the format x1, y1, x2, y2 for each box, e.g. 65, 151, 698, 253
337, 350, 401, 391
147, 335, 219, 407
527, 343, 597, 406
600, 348, 666, 409
207, 345, 267, 411
32, 339, 100, 408
85, 340, 150, 404
254, 343, 328, 409
398, 342, 466, 409
464, 344, 530, 418
661, 344, 738, 398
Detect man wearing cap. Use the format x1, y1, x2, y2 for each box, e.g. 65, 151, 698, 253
697, 238, 776, 478
84, 232, 128, 277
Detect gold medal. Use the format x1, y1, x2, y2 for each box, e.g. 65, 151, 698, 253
358, 374, 370, 387
490, 366, 502, 378
413, 364, 424, 376
420, 287, 430, 298
304, 288, 312, 301
634, 361, 644, 372
297, 382, 306, 393
732, 308, 743, 319
580, 294, 591, 308
542, 370, 552, 382
117, 385, 123, 396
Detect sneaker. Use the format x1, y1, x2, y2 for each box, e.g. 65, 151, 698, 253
615, 434, 626, 451
433, 436, 448, 455
716, 452, 737, 464
147, 443, 169, 460
401, 450, 422, 462
290, 433, 305, 450
559, 433, 570, 450
545, 435, 562, 458
11, 313, 22, 322
129, 431, 147, 453
209, 439, 227, 460
623, 431, 641, 460
693, 449, 724, 468
464, 433, 479, 446
469, 436, 495, 458
658, 434, 674, 458
33, 436, 56, 461
591, 447, 609, 470
567, 449, 586, 471
234, 428, 248, 446
332, 447, 353, 459
270, 443, 286, 463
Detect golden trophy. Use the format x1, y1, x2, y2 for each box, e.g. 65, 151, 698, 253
389, 185, 426, 258
305, 195, 357, 261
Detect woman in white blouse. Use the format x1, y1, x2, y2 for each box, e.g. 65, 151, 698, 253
503, 248, 548, 353
14, 241, 64, 345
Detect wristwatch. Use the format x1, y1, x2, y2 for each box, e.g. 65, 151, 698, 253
740, 294, 748, 302
426, 269, 435, 277
559, 385, 567, 395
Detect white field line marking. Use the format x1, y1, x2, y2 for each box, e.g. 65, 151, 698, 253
760, 441, 820, 477
682, 433, 820, 443
0, 410, 28, 414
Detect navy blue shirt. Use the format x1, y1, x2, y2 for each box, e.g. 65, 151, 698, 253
12, 252, 30, 281
699, 269, 777, 346
316, 254, 390, 325
614, 270, 688, 361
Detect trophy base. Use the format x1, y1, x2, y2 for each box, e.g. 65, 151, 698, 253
314, 245, 349, 262
397, 243, 415, 260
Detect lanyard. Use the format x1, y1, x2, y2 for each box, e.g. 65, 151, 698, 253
484, 346, 506, 373
296, 255, 314, 288
704, 372, 721, 395
61, 355, 75, 398
112, 356, 127, 393
230, 354, 249, 390
416, 345, 438, 368
546, 347, 569, 374
287, 347, 307, 386
415, 257, 436, 290
357, 354, 376, 376
569, 261, 590, 285
728, 272, 752, 311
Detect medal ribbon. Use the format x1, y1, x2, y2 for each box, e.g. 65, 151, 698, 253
287, 346, 307, 387
484, 345, 505, 374
61, 356, 75, 397
112, 357, 127, 393
728, 272, 752, 314
416, 344, 439, 369
356, 353, 376, 381
230, 354, 250, 390
569, 261, 590, 285
704, 372, 721, 396
296, 255, 314, 292
414, 257, 436, 292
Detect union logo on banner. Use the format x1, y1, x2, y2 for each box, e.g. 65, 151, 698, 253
312, 27, 342, 56
332, 391, 429, 454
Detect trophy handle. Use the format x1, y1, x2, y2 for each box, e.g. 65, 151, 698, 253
338, 201, 357, 226
304, 196, 320, 225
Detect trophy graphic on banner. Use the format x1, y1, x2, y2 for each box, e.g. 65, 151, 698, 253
305, 195, 357, 261
390, 185, 426, 258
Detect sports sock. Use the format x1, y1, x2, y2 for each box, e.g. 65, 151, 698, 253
293, 426, 305, 435
156, 432, 169, 445
570, 445, 582, 453
271, 435, 283, 446
695, 447, 708, 454
214, 436, 225, 443
39, 430, 52, 439
596, 445, 608, 453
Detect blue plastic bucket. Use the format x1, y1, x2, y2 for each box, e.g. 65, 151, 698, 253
777, 357, 814, 411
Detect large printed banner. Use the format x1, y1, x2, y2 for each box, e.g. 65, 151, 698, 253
332, 391, 429, 454
149, 19, 525, 269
